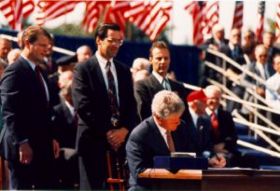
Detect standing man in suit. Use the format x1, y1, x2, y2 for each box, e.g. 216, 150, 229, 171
72, 23, 138, 190
52, 71, 79, 188
0, 26, 60, 189
134, 41, 189, 121
126, 90, 192, 191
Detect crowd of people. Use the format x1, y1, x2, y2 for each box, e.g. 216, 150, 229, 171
0, 22, 277, 190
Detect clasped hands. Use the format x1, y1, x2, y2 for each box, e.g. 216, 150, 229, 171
107, 127, 128, 151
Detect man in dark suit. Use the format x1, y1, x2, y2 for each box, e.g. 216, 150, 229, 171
52, 71, 79, 188
204, 85, 239, 155
126, 90, 192, 191
204, 85, 259, 168
134, 41, 189, 121
72, 23, 138, 190
0, 26, 60, 189
186, 89, 226, 167
126, 90, 226, 191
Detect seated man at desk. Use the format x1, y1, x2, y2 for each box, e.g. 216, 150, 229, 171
126, 90, 226, 191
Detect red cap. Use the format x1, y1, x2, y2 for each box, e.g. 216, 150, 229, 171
186, 89, 207, 102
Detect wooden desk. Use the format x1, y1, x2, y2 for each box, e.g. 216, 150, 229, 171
138, 168, 280, 191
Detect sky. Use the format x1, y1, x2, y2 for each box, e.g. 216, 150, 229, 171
0, 0, 279, 45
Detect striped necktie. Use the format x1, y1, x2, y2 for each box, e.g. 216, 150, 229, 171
106, 61, 120, 126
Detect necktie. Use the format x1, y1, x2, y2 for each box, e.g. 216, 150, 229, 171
35, 66, 48, 104
210, 112, 220, 138
166, 131, 175, 152
232, 46, 239, 59
162, 78, 170, 90
210, 112, 219, 129
106, 61, 120, 126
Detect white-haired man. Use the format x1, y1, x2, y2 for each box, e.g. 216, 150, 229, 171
126, 90, 191, 191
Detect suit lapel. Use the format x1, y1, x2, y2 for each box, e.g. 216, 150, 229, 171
90, 55, 108, 99
61, 101, 74, 124
149, 75, 164, 92
149, 117, 170, 153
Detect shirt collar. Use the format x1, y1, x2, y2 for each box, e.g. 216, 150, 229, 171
189, 108, 199, 126
153, 116, 168, 136
152, 71, 167, 84
20, 54, 36, 71
205, 107, 217, 115
64, 100, 75, 117
95, 51, 113, 69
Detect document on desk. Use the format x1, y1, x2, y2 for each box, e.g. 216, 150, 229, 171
171, 152, 196, 158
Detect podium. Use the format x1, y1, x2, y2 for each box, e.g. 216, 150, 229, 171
138, 168, 280, 191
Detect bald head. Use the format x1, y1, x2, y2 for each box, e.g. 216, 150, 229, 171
204, 85, 222, 111
76, 45, 92, 62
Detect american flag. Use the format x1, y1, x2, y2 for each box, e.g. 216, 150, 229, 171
232, 1, 243, 30
124, 0, 173, 41
103, 0, 131, 32
185, 1, 205, 45
255, 1, 265, 43
35, 0, 79, 26
0, 0, 34, 30
202, 1, 219, 38
275, 3, 280, 36
82, 1, 109, 33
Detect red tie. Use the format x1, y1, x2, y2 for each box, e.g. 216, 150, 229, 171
210, 112, 220, 138
210, 112, 219, 129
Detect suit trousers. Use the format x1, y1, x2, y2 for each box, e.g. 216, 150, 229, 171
8, 156, 57, 189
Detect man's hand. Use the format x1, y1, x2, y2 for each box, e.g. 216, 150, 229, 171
19, 142, 33, 165
53, 139, 60, 159
107, 127, 129, 151
208, 153, 226, 168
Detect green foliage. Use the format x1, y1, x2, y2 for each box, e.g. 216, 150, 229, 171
44, 22, 169, 42
47, 23, 93, 37
125, 22, 170, 42
267, 18, 276, 33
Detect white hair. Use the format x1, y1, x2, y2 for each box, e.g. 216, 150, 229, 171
204, 85, 222, 98
151, 90, 185, 119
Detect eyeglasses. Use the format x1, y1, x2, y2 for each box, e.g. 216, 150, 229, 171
105, 38, 123, 46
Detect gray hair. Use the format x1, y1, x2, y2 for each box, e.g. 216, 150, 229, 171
151, 90, 185, 119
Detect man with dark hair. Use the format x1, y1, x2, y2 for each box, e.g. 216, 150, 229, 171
0, 25, 60, 189
72, 23, 138, 189
134, 41, 189, 121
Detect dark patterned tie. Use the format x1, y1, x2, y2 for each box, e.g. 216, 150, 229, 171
35, 65, 48, 104
166, 130, 175, 152
106, 61, 119, 126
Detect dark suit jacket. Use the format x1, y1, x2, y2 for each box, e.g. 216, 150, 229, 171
126, 117, 195, 190
72, 55, 138, 184
52, 100, 77, 149
134, 74, 190, 121
185, 113, 213, 156
0, 56, 54, 161
219, 44, 246, 74
201, 37, 229, 84
213, 108, 239, 154
241, 62, 272, 89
